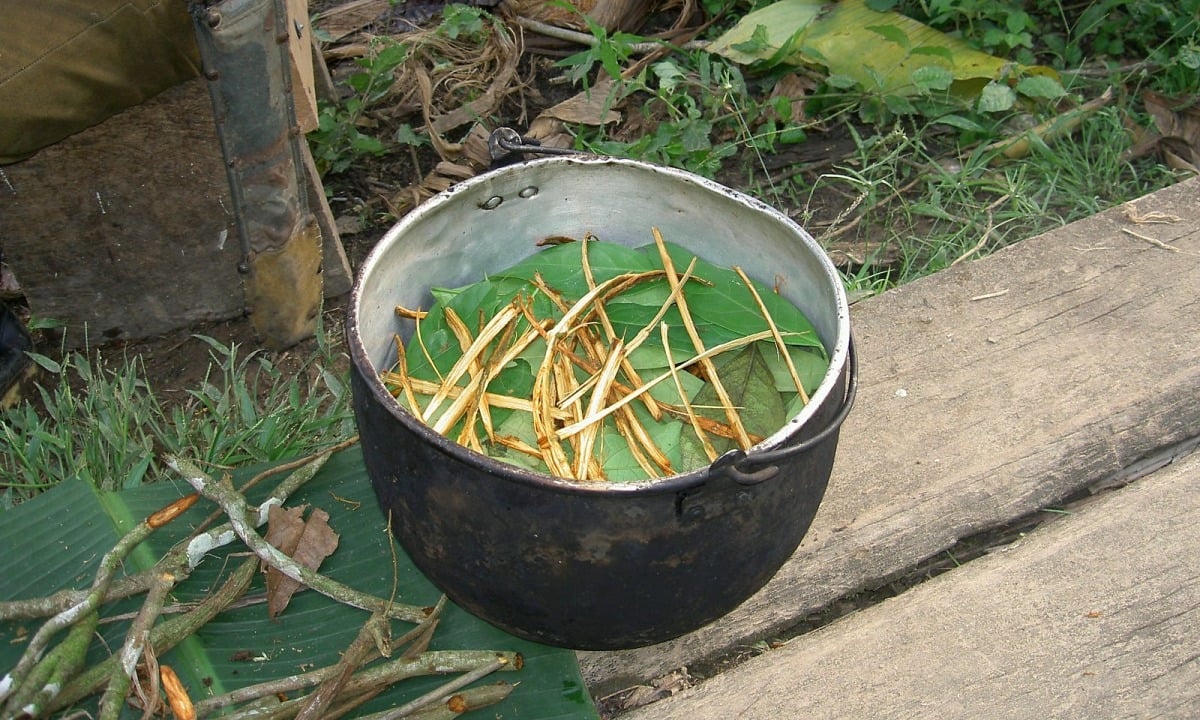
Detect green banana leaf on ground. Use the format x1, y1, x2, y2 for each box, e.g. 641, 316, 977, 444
0, 448, 599, 719
709, 0, 1064, 110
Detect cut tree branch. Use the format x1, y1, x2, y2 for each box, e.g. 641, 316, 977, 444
166, 455, 429, 624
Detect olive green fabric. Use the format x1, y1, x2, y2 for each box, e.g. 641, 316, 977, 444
0, 0, 201, 164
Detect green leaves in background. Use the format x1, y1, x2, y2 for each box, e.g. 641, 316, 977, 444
708, 0, 1064, 110
0, 449, 598, 719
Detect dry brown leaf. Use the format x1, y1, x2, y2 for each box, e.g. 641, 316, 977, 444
1131, 91, 1200, 173
527, 76, 623, 149
264, 504, 341, 618
387, 125, 493, 217
616, 669, 694, 711
767, 72, 818, 125
542, 78, 623, 126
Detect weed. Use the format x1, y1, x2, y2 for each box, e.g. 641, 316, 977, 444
308, 38, 411, 176
0, 323, 354, 507
555, 13, 642, 88
437, 3, 490, 42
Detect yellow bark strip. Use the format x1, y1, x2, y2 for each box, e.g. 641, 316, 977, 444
421, 304, 520, 423
580, 239, 663, 421
557, 329, 775, 438
662, 322, 719, 463
734, 265, 810, 406
652, 227, 752, 449
576, 338, 626, 480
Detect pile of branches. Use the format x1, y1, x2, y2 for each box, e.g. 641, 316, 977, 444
0, 442, 520, 720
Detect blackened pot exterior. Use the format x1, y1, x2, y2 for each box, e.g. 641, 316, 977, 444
348, 157, 854, 649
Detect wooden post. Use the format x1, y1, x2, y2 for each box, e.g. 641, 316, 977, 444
192, 0, 323, 350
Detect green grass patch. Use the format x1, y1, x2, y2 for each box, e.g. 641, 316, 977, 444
0, 323, 354, 506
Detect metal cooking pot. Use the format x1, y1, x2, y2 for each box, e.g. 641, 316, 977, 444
348, 157, 855, 649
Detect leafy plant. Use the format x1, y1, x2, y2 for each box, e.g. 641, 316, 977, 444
710, 0, 1068, 126
567, 51, 786, 178
555, 14, 643, 88
437, 2, 491, 41
307, 38, 410, 176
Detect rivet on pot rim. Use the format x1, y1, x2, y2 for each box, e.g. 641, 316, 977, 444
519, 186, 539, 198
480, 195, 504, 210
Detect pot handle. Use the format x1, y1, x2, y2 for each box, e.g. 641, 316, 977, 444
715, 334, 858, 485
488, 127, 589, 167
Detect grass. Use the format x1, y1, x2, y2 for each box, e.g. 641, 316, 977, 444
554, 0, 1195, 292
0, 322, 355, 508
1, 0, 1196, 501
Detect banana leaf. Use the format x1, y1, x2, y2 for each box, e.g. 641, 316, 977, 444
0, 448, 599, 719
709, 0, 1061, 101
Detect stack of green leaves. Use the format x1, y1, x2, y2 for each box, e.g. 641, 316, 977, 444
382, 230, 829, 482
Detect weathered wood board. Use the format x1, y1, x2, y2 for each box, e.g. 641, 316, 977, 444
623, 448, 1200, 719
582, 176, 1200, 694
0, 78, 351, 347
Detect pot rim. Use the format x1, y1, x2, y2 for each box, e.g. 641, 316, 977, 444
347, 156, 851, 496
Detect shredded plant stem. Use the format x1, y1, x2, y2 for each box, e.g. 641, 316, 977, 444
383, 230, 821, 480
662, 322, 718, 462
581, 238, 662, 421
556, 329, 776, 438
651, 227, 752, 448
734, 265, 811, 405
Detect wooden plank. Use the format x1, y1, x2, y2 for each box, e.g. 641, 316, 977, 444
581, 176, 1200, 694
287, 0, 319, 133
1, 78, 351, 347
620, 449, 1200, 719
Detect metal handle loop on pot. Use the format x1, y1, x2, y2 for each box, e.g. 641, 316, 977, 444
488, 127, 589, 168
721, 334, 859, 485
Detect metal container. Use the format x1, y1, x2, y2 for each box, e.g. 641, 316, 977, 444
348, 157, 855, 649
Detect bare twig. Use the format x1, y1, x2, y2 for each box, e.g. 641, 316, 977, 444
0, 573, 156, 622
295, 613, 390, 720
1122, 201, 1181, 225
97, 570, 177, 720
1, 493, 197, 715
0, 448, 338, 623
1120, 227, 1195, 254
166, 455, 429, 624
513, 15, 708, 54
200, 651, 519, 720
360, 656, 509, 720
970, 289, 1010, 301
49, 557, 258, 714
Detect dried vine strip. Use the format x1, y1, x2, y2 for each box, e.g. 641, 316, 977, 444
386, 228, 824, 481
651, 227, 752, 450
735, 266, 810, 405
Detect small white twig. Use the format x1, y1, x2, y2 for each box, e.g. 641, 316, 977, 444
970, 289, 1009, 301
1120, 227, 1195, 255
166, 455, 429, 624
